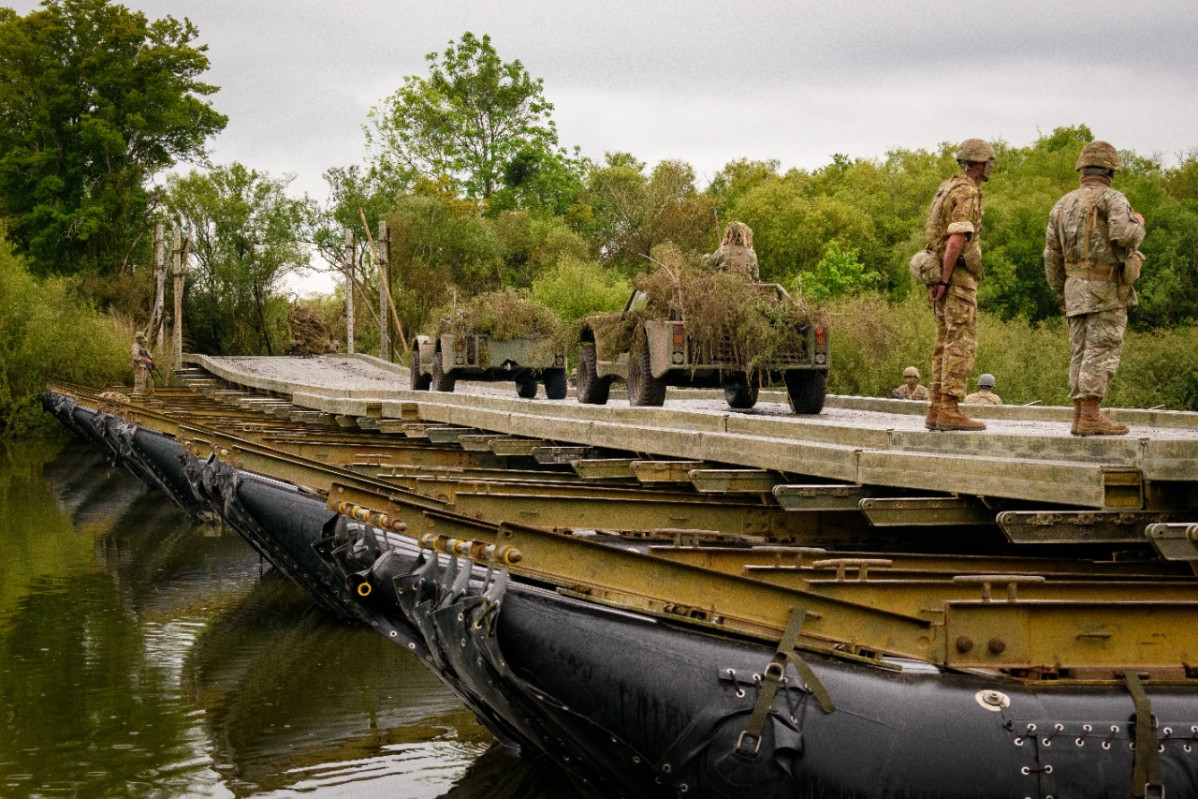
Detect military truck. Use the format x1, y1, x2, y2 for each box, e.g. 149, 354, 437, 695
410, 332, 568, 399
574, 282, 828, 413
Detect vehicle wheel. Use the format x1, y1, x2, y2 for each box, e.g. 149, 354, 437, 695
515, 372, 538, 399
575, 344, 611, 405
784, 370, 827, 414
627, 341, 666, 407
723, 374, 760, 409
431, 352, 456, 392
543, 367, 568, 400
410, 348, 431, 391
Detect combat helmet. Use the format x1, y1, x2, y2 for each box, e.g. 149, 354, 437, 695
978, 373, 996, 388
903, 366, 921, 379
956, 138, 995, 164
135, 331, 147, 341
1075, 140, 1121, 172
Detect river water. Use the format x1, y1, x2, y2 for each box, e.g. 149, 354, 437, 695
0, 438, 576, 798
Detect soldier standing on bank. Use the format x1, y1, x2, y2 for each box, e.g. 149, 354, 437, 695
704, 221, 760, 281
963, 373, 1002, 405
131, 332, 155, 397
923, 139, 994, 431
892, 366, 930, 400
1044, 141, 1145, 436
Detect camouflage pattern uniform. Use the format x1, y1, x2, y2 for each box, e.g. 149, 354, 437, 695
1044, 177, 1144, 401
704, 221, 760, 280
963, 388, 1002, 405
131, 333, 154, 397
894, 383, 930, 401
925, 174, 984, 400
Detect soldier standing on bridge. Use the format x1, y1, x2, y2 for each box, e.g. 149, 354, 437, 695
922, 138, 994, 432
131, 332, 155, 398
1044, 141, 1145, 436
704, 221, 760, 281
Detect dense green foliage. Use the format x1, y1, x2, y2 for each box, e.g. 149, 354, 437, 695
0, 235, 130, 436
164, 163, 315, 355
826, 293, 1198, 410
0, 0, 225, 277
365, 33, 575, 204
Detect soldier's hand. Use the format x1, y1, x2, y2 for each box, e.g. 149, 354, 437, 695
928, 283, 946, 303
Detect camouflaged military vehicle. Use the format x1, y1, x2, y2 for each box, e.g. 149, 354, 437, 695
410, 290, 568, 399
411, 332, 567, 398
574, 281, 829, 413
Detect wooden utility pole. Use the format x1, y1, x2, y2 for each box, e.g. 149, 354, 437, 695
149, 225, 167, 348
344, 230, 355, 354
171, 231, 191, 375
358, 209, 408, 357
377, 220, 390, 361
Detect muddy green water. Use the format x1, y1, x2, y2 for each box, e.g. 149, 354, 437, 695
0, 438, 574, 798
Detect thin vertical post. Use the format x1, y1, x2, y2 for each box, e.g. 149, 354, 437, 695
378, 220, 390, 361
344, 230, 355, 354
150, 224, 166, 347
171, 231, 187, 374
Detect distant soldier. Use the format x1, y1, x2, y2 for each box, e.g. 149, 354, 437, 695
131, 332, 155, 397
704, 221, 760, 280
923, 138, 995, 432
964, 373, 1002, 405
892, 366, 930, 400
1044, 141, 1145, 436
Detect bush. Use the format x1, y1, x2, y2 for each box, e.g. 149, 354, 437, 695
0, 237, 130, 437
824, 291, 1198, 409
530, 256, 630, 324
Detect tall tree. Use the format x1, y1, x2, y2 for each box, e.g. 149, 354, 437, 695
0, 0, 226, 278
365, 32, 562, 203
165, 164, 314, 355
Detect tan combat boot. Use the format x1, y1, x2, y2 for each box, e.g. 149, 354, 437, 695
1073, 398, 1128, 436
937, 395, 987, 431
1070, 399, 1082, 435
924, 391, 943, 431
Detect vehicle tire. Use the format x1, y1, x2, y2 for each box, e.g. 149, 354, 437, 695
575, 344, 611, 405
543, 367, 568, 400
627, 341, 666, 407
784, 370, 827, 414
432, 352, 456, 392
410, 348, 431, 391
515, 372, 538, 399
723, 375, 760, 409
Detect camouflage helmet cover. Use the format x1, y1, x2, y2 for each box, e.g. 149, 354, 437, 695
956, 138, 995, 164
903, 366, 920, 379
721, 221, 754, 248
978, 373, 996, 388
1075, 140, 1121, 172
135, 331, 147, 341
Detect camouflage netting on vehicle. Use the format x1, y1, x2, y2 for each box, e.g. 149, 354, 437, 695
588, 247, 824, 371
432, 289, 561, 341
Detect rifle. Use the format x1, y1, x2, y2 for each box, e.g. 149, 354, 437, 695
139, 346, 164, 382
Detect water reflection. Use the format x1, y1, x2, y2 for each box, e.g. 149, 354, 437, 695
0, 438, 574, 798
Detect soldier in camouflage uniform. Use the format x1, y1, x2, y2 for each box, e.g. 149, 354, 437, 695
704, 221, 760, 280
1044, 141, 1145, 436
922, 138, 994, 431
963, 373, 1002, 405
131, 331, 155, 397
892, 366, 930, 400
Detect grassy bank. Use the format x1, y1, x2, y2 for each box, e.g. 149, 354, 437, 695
825, 293, 1198, 410
0, 238, 133, 438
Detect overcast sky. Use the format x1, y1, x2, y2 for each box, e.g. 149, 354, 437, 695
9, 0, 1198, 198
